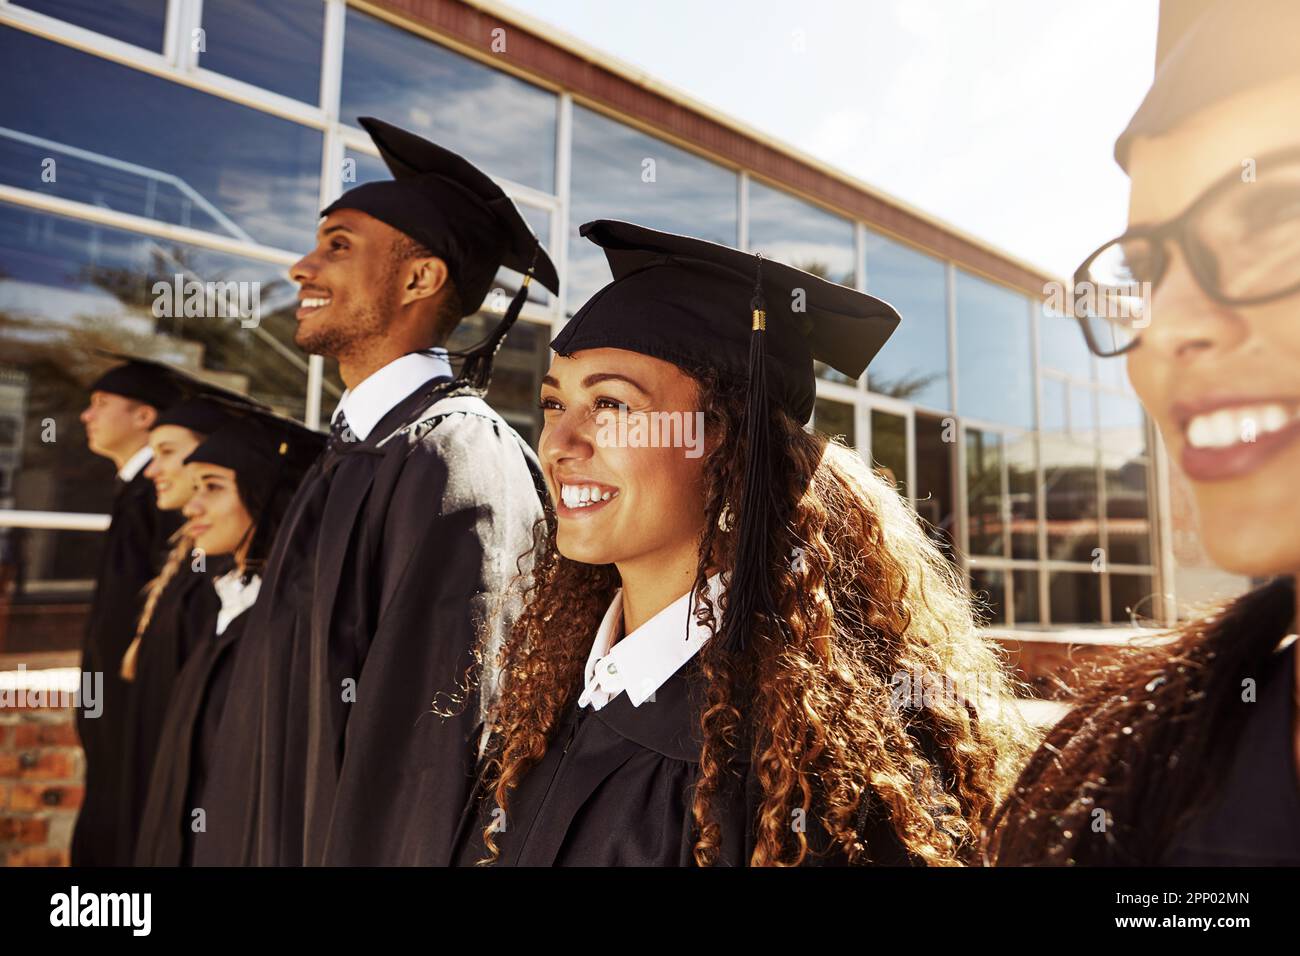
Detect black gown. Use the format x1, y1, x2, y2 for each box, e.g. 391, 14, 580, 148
71, 467, 180, 866
134, 607, 252, 866
194, 377, 545, 866
117, 563, 221, 863
1161, 638, 1300, 865
453, 659, 925, 867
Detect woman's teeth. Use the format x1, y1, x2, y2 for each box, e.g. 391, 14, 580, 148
1185, 402, 1300, 449
559, 483, 618, 509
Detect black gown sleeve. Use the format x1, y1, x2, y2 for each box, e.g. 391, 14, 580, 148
308, 408, 543, 865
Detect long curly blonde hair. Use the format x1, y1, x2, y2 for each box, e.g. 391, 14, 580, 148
475, 363, 1033, 865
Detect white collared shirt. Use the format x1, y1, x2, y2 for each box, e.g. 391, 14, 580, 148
331, 349, 453, 441
578, 572, 725, 711
118, 445, 153, 483
213, 570, 261, 636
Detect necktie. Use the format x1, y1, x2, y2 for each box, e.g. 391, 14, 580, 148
327, 411, 354, 451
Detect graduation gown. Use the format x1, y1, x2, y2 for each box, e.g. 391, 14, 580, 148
117, 563, 221, 863
135, 609, 251, 866
195, 376, 544, 866
1160, 639, 1300, 865
452, 660, 924, 867
71, 468, 180, 866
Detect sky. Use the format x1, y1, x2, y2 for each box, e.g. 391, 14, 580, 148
503, 0, 1160, 280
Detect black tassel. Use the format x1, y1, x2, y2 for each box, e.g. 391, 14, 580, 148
720, 255, 783, 653
449, 249, 539, 393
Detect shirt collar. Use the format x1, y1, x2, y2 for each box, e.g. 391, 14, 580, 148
578, 572, 725, 711
117, 445, 153, 483
332, 349, 453, 441
213, 570, 261, 636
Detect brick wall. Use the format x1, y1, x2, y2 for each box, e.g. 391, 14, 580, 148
0, 665, 81, 867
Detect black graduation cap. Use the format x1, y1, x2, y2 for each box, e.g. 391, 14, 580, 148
554, 219, 899, 424
184, 405, 324, 573
321, 117, 561, 391
554, 219, 900, 651
88, 357, 184, 412
153, 396, 251, 436
1114, 0, 1300, 169
89, 349, 267, 417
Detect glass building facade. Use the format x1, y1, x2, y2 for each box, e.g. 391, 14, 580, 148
0, 0, 1160, 657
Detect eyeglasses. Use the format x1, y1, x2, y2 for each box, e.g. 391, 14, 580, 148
1073, 146, 1300, 357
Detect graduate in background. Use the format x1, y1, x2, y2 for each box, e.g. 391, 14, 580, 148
196, 118, 559, 866
136, 411, 322, 865
455, 221, 1031, 866
71, 359, 182, 866
991, 0, 1300, 866
117, 390, 266, 863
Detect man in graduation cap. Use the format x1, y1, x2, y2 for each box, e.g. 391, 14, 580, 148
72, 357, 184, 865
196, 118, 558, 866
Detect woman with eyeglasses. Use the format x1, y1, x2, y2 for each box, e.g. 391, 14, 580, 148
991, 0, 1300, 865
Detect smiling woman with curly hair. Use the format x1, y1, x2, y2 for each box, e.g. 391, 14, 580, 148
452, 220, 1032, 867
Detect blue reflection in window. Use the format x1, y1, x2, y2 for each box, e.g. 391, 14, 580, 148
340, 8, 556, 194
863, 231, 949, 410
748, 180, 854, 286
0, 26, 322, 252
955, 270, 1033, 428
568, 105, 737, 314
0, 201, 314, 417
199, 0, 323, 104
16, 0, 165, 51
1039, 306, 1093, 381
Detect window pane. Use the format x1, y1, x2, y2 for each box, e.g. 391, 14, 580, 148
864, 231, 949, 410
970, 568, 1006, 626
1013, 569, 1041, 625
1007, 431, 1039, 560
955, 271, 1032, 428
0, 528, 105, 654
1041, 376, 1068, 433
1069, 384, 1096, 438
341, 8, 556, 194
812, 397, 855, 447
915, 413, 955, 559
1049, 571, 1102, 624
1105, 459, 1152, 566
1039, 306, 1092, 381
748, 181, 854, 286
16, 0, 165, 50
199, 0, 324, 104
1110, 573, 1155, 625
1098, 390, 1146, 459
0, 26, 322, 252
870, 409, 907, 496
748, 181, 855, 384
1044, 456, 1100, 562
568, 105, 737, 314
0, 201, 316, 422
965, 428, 1004, 557
447, 317, 550, 449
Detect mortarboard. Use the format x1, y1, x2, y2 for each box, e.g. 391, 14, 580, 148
554, 219, 900, 651
185, 405, 324, 573
321, 117, 560, 391
88, 359, 184, 412
1115, 0, 1300, 169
